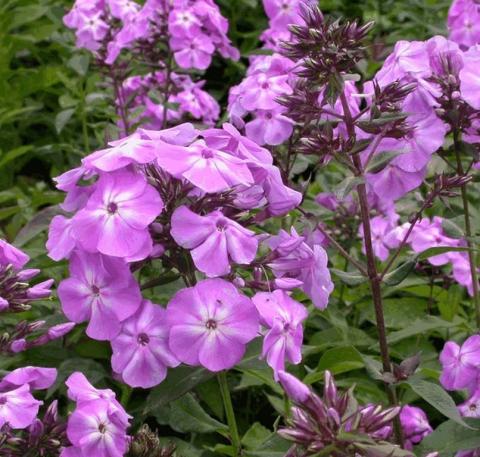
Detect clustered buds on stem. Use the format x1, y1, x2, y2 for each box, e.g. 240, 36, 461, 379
127, 425, 176, 457
278, 371, 406, 457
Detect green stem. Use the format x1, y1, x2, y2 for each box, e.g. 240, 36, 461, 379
453, 130, 480, 328
218, 371, 241, 456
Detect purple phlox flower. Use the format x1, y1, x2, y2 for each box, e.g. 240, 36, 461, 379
253, 290, 308, 376
58, 250, 141, 340
111, 300, 179, 389
0, 366, 57, 391
277, 370, 311, 403
426, 35, 464, 76
459, 388, 480, 418
156, 139, 254, 193
409, 217, 460, 265
54, 166, 96, 212
0, 384, 42, 430
47, 215, 76, 261
263, 0, 304, 29
108, 0, 139, 21
359, 215, 398, 261
65, 397, 130, 457
439, 335, 480, 390
0, 239, 29, 269
375, 40, 431, 86
203, 123, 274, 166
167, 279, 259, 372
75, 10, 109, 51
451, 252, 479, 296
245, 109, 295, 146
171, 206, 258, 277
170, 34, 215, 70
241, 72, 293, 111
72, 169, 163, 260
448, 0, 480, 49
267, 228, 334, 309
367, 164, 426, 201
400, 405, 433, 450
168, 7, 201, 37
82, 133, 159, 172
460, 46, 480, 110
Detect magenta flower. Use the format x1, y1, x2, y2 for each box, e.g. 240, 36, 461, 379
156, 140, 253, 193
170, 34, 215, 70
46, 215, 76, 261
65, 398, 130, 457
167, 279, 259, 372
359, 215, 397, 261
0, 366, 57, 391
460, 46, 480, 110
448, 0, 480, 49
245, 110, 295, 146
57, 250, 141, 340
268, 228, 334, 309
72, 169, 163, 260
0, 239, 29, 269
0, 384, 42, 430
253, 290, 308, 376
439, 335, 480, 390
241, 72, 292, 111
111, 300, 179, 389
171, 206, 258, 277
400, 405, 433, 450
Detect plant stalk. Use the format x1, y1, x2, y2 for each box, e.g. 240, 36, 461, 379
218, 371, 241, 456
453, 130, 480, 328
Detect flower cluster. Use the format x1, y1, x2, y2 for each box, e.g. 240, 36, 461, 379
277, 370, 403, 456
63, 0, 238, 68
122, 71, 220, 129
448, 0, 480, 49
62, 372, 131, 457
0, 239, 74, 354
47, 122, 333, 385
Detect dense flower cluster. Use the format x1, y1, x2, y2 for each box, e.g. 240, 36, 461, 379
47, 122, 333, 385
63, 0, 238, 67
121, 71, 220, 129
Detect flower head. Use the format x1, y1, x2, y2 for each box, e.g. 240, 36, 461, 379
167, 279, 259, 372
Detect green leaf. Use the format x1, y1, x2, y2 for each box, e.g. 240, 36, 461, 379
145, 366, 213, 413
168, 393, 228, 434
304, 346, 364, 382
333, 176, 364, 201
55, 108, 76, 134
406, 377, 472, 428
0, 145, 33, 169
243, 434, 291, 457
331, 268, 365, 285
14, 205, 60, 247
383, 259, 417, 286
366, 151, 404, 173
418, 246, 471, 260
442, 219, 464, 239
418, 418, 480, 456
68, 54, 90, 77
242, 423, 272, 449
387, 316, 457, 344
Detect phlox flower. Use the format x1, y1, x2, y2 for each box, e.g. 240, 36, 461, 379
171, 206, 258, 277
448, 0, 480, 49
245, 109, 295, 146
170, 34, 215, 70
0, 239, 29, 269
0, 384, 42, 430
268, 228, 334, 309
46, 215, 76, 261
167, 279, 259, 372
399, 405, 433, 450
0, 367, 57, 391
111, 300, 179, 388
439, 335, 480, 390
460, 46, 480, 110
63, 372, 131, 457
253, 290, 308, 376
72, 169, 163, 260
58, 250, 141, 340
156, 139, 253, 193
458, 388, 480, 418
